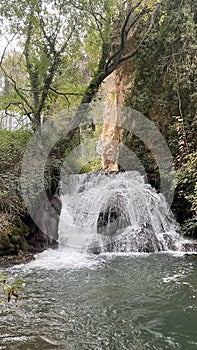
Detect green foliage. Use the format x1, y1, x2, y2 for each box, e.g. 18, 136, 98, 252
60, 125, 103, 174
127, 0, 197, 161
181, 217, 197, 238
0, 0, 90, 126
0, 129, 32, 214
0, 0, 121, 127
0, 0, 161, 129
0, 272, 25, 304
175, 152, 197, 237
80, 158, 103, 173
176, 152, 197, 213
124, 0, 197, 234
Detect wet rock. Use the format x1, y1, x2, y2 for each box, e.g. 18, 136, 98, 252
111, 229, 162, 253
0, 233, 16, 256
182, 241, 197, 252
0, 216, 30, 257
87, 244, 101, 255
0, 251, 35, 266
97, 194, 130, 236
162, 234, 177, 251
34, 195, 62, 245
0, 195, 61, 258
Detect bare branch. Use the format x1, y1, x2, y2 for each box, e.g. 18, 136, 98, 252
49, 87, 84, 108
119, 2, 161, 64
89, 3, 104, 42
0, 35, 16, 68
50, 87, 83, 97
2, 101, 33, 122
1, 65, 34, 113
105, 0, 145, 72
57, 26, 75, 56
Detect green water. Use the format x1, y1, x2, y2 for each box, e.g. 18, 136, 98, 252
0, 251, 197, 350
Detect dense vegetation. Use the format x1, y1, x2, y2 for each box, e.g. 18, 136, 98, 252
126, 0, 197, 236
0, 0, 196, 257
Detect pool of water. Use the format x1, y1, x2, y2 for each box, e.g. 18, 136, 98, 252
0, 250, 197, 350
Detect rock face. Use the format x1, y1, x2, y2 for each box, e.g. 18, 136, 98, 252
97, 193, 131, 236
0, 251, 35, 265
97, 90, 123, 172
32, 195, 62, 249
0, 195, 61, 257
182, 241, 197, 253
103, 229, 179, 253
0, 214, 30, 257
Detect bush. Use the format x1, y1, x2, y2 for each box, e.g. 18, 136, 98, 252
176, 152, 197, 237
0, 129, 32, 215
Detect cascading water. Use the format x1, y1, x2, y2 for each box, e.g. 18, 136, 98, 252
58, 171, 183, 253
4, 176, 196, 350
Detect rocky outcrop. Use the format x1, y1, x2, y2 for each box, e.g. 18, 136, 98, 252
0, 214, 30, 256
31, 195, 62, 249
182, 241, 197, 253
0, 251, 35, 265
0, 195, 61, 258
97, 193, 131, 235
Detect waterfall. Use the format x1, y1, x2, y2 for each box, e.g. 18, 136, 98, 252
58, 171, 184, 253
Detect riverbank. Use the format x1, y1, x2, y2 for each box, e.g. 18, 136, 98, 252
0, 250, 37, 266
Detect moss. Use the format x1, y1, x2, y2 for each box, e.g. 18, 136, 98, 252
0, 215, 30, 256
0, 233, 16, 256
12, 217, 29, 237
0, 233, 11, 250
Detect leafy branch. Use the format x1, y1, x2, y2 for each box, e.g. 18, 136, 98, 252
0, 273, 25, 305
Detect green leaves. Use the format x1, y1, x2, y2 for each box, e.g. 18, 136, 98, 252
0, 129, 32, 214
0, 273, 25, 304
175, 151, 197, 237
0, 274, 8, 283
176, 152, 197, 208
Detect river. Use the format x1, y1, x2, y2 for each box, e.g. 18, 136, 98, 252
0, 249, 197, 350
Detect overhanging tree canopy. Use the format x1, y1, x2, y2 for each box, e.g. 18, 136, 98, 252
0, 0, 162, 130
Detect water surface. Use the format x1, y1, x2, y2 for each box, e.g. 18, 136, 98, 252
0, 250, 197, 350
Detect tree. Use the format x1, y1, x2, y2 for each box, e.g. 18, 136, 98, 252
0, 0, 86, 129
0, 0, 162, 131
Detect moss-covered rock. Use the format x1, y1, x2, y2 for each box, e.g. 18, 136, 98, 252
0, 213, 30, 256
0, 233, 16, 256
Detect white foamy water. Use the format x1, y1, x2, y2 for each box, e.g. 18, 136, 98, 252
18, 248, 101, 271
58, 171, 183, 253
13, 171, 196, 272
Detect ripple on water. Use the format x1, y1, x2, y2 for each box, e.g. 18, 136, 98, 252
1, 251, 197, 350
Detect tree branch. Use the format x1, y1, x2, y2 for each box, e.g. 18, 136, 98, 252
1, 65, 34, 114
119, 2, 162, 64
0, 35, 16, 68
3, 101, 33, 122
104, 0, 145, 72
57, 26, 75, 56
89, 3, 104, 42
34, 24, 75, 121
50, 87, 83, 96
24, 20, 40, 112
